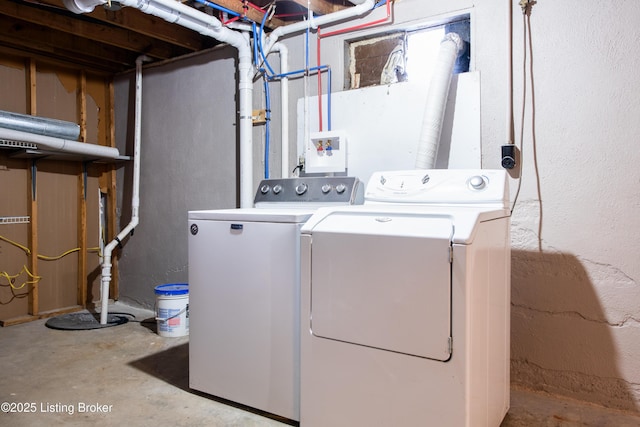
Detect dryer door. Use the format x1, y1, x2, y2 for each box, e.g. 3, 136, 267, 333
309, 212, 453, 361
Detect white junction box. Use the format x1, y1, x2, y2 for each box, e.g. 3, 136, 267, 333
305, 130, 347, 173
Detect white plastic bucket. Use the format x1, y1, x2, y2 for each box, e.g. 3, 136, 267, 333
154, 283, 189, 337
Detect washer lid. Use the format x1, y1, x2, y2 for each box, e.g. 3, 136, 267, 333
188, 208, 314, 223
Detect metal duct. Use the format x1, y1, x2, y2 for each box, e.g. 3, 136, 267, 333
0, 110, 80, 141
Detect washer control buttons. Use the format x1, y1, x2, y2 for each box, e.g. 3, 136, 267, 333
335, 183, 347, 194
260, 184, 270, 194
321, 184, 332, 194
272, 184, 283, 194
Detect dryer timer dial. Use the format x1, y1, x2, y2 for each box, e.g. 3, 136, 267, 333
468, 175, 487, 190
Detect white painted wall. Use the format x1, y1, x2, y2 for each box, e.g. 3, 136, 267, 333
274, 0, 640, 411
507, 0, 640, 411
113, 0, 640, 412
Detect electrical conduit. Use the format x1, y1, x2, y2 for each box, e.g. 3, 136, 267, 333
415, 32, 463, 169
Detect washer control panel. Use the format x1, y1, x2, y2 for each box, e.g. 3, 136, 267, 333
254, 176, 363, 205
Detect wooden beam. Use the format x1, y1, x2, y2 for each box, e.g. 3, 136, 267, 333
289, 0, 349, 15
26, 58, 39, 316
0, 45, 113, 75
107, 79, 118, 301
0, 305, 84, 327
77, 71, 88, 308
0, 1, 191, 60
0, 15, 138, 72
41, 0, 213, 51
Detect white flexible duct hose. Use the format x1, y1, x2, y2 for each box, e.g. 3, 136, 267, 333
415, 32, 463, 169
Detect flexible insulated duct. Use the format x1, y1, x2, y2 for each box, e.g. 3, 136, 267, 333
0, 110, 80, 140
415, 32, 463, 169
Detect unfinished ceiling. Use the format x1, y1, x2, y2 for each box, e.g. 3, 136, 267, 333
0, 0, 358, 74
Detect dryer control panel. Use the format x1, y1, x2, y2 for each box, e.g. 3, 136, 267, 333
364, 169, 508, 207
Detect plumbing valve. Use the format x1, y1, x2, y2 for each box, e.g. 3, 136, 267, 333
325, 141, 333, 156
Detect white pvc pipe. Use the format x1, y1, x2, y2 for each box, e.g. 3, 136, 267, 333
65, 0, 254, 209
237, 32, 254, 208
99, 55, 147, 324
270, 42, 290, 178
0, 127, 121, 159
415, 32, 463, 169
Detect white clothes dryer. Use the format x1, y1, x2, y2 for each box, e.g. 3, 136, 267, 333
299, 169, 511, 427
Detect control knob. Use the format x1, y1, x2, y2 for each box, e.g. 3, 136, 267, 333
260, 184, 270, 194
469, 175, 486, 190
335, 183, 347, 194
295, 182, 308, 195
321, 184, 332, 194
272, 184, 283, 194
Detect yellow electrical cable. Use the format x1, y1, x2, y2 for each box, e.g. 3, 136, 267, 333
1, 234, 101, 294
0, 234, 100, 260
0, 265, 42, 290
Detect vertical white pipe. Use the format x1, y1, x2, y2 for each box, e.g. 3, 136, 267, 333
270, 43, 290, 178
100, 55, 146, 324
237, 33, 255, 208
415, 33, 463, 169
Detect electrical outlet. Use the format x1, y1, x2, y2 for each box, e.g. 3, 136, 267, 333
501, 144, 517, 169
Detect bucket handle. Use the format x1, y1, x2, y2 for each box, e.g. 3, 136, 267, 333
155, 306, 187, 322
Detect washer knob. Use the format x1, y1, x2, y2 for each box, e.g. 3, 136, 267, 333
321, 184, 332, 194
295, 182, 308, 195
272, 184, 283, 194
469, 175, 486, 190
260, 184, 270, 194
335, 183, 347, 194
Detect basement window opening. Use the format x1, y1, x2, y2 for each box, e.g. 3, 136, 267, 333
346, 16, 470, 90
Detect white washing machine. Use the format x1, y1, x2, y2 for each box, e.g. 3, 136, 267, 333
300, 169, 511, 427
188, 177, 362, 422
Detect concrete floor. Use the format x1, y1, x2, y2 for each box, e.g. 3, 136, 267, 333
1, 302, 639, 427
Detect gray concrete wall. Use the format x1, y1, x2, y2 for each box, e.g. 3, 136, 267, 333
113, 46, 238, 308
